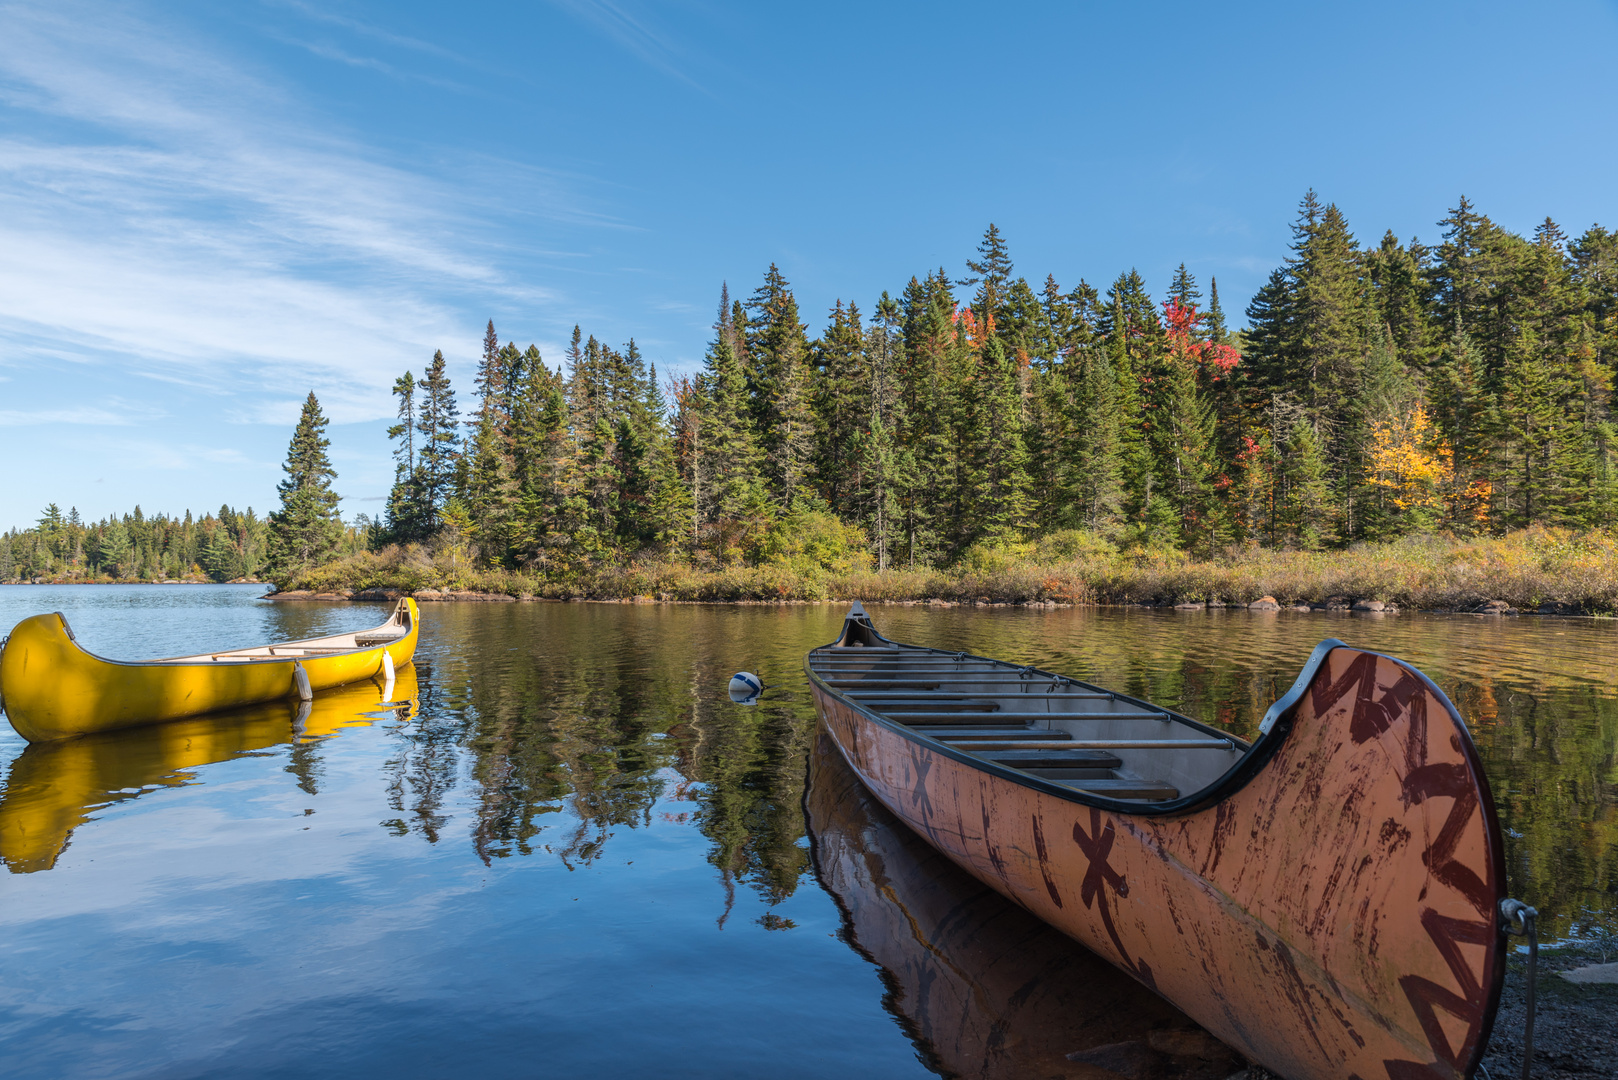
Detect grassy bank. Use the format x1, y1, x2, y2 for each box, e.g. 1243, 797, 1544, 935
278, 528, 1618, 614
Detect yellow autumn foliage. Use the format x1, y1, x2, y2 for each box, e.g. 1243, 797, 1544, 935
1366, 406, 1451, 518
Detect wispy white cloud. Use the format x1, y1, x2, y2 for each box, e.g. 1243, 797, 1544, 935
265, 0, 473, 65
0, 406, 144, 426
0, 1, 603, 423
545, 0, 707, 91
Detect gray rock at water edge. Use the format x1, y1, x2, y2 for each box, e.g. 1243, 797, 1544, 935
1352, 599, 1385, 612
1249, 595, 1280, 611
1474, 599, 1517, 615
1175, 600, 1206, 610
1560, 961, 1618, 985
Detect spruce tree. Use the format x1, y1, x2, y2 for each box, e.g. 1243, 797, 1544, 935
1206, 278, 1228, 343
1277, 419, 1332, 549
894, 272, 957, 565
265, 392, 344, 580
811, 300, 869, 512
959, 224, 1014, 315
383, 371, 428, 543
960, 333, 1033, 545
413, 350, 460, 535
744, 265, 817, 510
696, 292, 769, 559
1169, 263, 1201, 311
1100, 271, 1161, 533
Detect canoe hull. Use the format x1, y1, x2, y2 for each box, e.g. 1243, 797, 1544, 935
810, 642, 1506, 1080
0, 600, 418, 742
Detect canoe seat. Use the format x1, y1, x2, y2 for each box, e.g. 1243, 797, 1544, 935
826, 680, 942, 690
859, 699, 1000, 713
977, 749, 1123, 769
916, 727, 1069, 740
353, 633, 404, 647
1054, 778, 1180, 801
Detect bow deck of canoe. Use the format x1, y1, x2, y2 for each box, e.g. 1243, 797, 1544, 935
0, 599, 419, 742
807, 602, 1508, 1080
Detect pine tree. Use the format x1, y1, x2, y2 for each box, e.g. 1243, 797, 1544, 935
856, 293, 909, 567
1277, 419, 1332, 549
384, 371, 428, 542
960, 333, 1033, 545
1169, 263, 1201, 312
959, 224, 1014, 316
696, 291, 769, 559
1206, 278, 1228, 344
1367, 231, 1432, 372
894, 272, 957, 565
1100, 271, 1161, 533
416, 350, 460, 534
745, 265, 817, 510
811, 300, 869, 512
1430, 326, 1493, 528
265, 392, 344, 580
1154, 300, 1222, 551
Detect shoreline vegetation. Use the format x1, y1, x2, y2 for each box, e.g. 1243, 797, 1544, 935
263, 527, 1618, 615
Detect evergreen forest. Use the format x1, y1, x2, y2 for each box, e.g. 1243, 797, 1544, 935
374, 193, 1618, 577
7, 192, 1617, 599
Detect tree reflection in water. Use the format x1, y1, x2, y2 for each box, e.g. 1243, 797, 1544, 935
376, 604, 819, 914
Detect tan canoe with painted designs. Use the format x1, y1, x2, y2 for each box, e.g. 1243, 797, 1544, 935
806, 604, 1507, 1080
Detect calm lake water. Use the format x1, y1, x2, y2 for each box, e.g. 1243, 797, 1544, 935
0, 585, 1613, 1078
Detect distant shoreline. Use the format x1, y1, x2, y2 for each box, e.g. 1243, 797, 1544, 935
1, 580, 265, 587
258, 587, 1604, 617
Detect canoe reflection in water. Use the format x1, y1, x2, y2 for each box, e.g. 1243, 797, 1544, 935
806, 730, 1245, 1080
0, 665, 418, 873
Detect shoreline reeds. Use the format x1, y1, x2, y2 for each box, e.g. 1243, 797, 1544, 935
270, 528, 1618, 615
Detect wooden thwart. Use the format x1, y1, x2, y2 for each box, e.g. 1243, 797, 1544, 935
940, 738, 1235, 751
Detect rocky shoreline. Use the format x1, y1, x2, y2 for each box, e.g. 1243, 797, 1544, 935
261, 587, 1579, 616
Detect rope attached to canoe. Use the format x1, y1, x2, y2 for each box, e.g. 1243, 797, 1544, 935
1500, 898, 1539, 1079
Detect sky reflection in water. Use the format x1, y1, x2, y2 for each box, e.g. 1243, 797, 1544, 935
0, 587, 1612, 1078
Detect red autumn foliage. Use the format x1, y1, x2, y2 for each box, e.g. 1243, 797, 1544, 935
1162, 298, 1242, 375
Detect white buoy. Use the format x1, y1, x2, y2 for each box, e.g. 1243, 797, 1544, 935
728, 672, 762, 697
381, 651, 396, 700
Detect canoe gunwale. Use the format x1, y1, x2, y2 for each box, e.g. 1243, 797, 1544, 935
49, 601, 414, 669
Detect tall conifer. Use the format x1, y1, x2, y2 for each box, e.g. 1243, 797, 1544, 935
265, 392, 344, 580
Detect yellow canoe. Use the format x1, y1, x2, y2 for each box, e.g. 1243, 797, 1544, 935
0, 598, 419, 742
0, 665, 419, 873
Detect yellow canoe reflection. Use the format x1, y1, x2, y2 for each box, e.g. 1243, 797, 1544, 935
0, 665, 417, 873
0, 598, 418, 742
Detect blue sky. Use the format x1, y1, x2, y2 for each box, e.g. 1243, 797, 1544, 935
2, 0, 1616, 531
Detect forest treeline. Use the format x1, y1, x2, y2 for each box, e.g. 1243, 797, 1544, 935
362, 192, 1618, 579
0, 502, 366, 584
7, 192, 1617, 590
